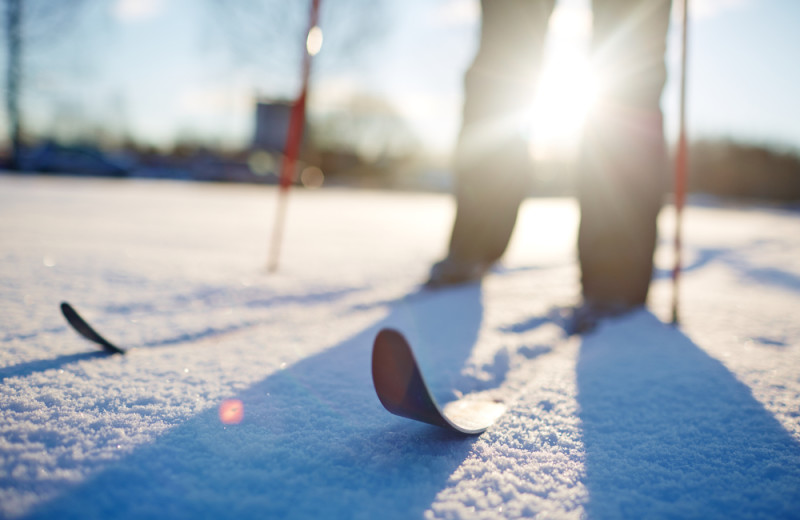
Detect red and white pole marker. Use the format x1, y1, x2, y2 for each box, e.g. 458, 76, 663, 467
671, 0, 689, 324
268, 0, 322, 273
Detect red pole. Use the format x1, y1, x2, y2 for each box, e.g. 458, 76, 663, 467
268, 0, 321, 272
671, 0, 689, 324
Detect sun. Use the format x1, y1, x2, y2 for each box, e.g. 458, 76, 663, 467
527, 56, 598, 161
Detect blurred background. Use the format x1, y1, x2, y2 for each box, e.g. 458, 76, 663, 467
1, 0, 799, 200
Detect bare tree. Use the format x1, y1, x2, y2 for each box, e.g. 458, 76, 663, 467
4, 0, 22, 169
3, 0, 89, 169
203, 0, 391, 90
311, 93, 420, 163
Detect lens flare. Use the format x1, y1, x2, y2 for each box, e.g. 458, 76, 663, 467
306, 26, 323, 56
248, 150, 275, 176
300, 166, 324, 189
219, 399, 244, 424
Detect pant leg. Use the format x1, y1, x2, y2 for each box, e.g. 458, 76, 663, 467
447, 0, 556, 264
578, 0, 672, 307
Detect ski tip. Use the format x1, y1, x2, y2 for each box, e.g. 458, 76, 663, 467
372, 328, 504, 435
60, 301, 125, 355
371, 329, 418, 411
372, 328, 450, 429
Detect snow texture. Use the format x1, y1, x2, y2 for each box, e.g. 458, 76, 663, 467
1, 174, 799, 519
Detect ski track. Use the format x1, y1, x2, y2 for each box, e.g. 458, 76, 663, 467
1, 174, 799, 519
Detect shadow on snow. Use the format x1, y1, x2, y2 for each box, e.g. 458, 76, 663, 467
25, 284, 486, 520
654, 243, 800, 294
577, 312, 800, 518
21, 292, 800, 518
0, 351, 108, 383
1, 286, 363, 382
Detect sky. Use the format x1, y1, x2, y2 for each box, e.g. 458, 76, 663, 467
4, 0, 800, 158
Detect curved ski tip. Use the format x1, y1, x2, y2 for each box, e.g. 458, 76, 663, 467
373, 328, 411, 354
60, 301, 125, 355
371, 328, 419, 410
372, 328, 504, 435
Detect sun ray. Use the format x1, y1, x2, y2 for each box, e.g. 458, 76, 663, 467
524, 1, 597, 161
527, 54, 598, 160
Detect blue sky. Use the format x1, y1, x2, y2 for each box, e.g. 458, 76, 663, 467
5, 0, 800, 157
673, 0, 800, 148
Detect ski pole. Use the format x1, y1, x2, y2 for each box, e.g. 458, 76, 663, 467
671, 0, 689, 324
267, 0, 322, 273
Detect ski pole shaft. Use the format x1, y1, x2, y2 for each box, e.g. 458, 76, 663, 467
671, 0, 689, 324
267, 0, 321, 273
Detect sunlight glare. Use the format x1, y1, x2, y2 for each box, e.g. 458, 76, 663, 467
527, 56, 597, 160
524, 0, 596, 161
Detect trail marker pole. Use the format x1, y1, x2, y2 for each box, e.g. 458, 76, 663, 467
267, 0, 321, 272
671, 0, 689, 324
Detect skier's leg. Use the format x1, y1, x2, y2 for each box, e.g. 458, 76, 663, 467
576, 0, 672, 311
429, 0, 556, 286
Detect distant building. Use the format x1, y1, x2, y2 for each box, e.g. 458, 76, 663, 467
252, 101, 292, 152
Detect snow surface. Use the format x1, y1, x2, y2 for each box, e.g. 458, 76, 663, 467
1, 174, 799, 519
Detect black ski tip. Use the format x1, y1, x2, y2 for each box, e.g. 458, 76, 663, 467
60, 302, 125, 355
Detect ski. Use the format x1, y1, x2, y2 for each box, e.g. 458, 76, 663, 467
60, 302, 125, 355
371, 328, 505, 434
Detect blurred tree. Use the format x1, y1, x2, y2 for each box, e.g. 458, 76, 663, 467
4, 0, 21, 168
310, 93, 420, 165
689, 140, 800, 201
3, 0, 89, 169
203, 0, 391, 94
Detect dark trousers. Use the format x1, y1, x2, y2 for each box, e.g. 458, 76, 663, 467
448, 0, 672, 307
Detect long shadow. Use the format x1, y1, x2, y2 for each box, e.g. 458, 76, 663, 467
25, 284, 485, 519
2, 325, 66, 344
577, 312, 800, 519
0, 351, 107, 383
2, 286, 362, 347
732, 263, 800, 293
653, 242, 800, 294
137, 319, 264, 348
99, 283, 364, 316
1, 287, 365, 383
0, 321, 264, 383
652, 247, 726, 279
102, 286, 365, 349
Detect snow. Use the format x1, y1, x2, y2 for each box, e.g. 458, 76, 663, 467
1, 173, 799, 519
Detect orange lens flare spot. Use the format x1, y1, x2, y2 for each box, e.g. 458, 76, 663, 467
219, 399, 244, 425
